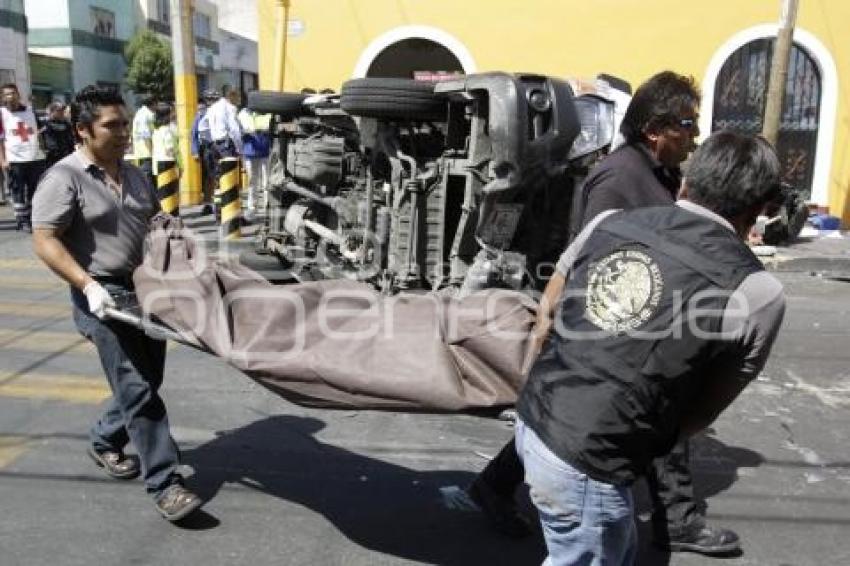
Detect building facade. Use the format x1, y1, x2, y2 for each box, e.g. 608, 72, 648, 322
216, 27, 258, 101
136, 0, 257, 101
257, 0, 850, 223
0, 0, 31, 99
26, 0, 135, 106
136, 0, 221, 95
205, 0, 258, 102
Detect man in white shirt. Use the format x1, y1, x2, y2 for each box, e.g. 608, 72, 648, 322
206, 84, 243, 159
0, 83, 47, 232
206, 85, 243, 220
131, 94, 156, 189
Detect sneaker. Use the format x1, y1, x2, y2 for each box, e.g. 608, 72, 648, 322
467, 477, 532, 538
659, 525, 741, 555
201, 204, 213, 216
155, 483, 203, 522
87, 447, 140, 480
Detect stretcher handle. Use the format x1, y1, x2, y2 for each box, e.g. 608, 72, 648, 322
103, 306, 200, 348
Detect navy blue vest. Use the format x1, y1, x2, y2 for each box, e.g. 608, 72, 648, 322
517, 205, 764, 485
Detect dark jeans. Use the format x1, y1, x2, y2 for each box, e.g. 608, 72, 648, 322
647, 439, 702, 540
199, 142, 216, 203
0, 166, 7, 202
7, 160, 46, 226
71, 283, 180, 499
212, 139, 238, 175
481, 437, 701, 538
137, 158, 155, 193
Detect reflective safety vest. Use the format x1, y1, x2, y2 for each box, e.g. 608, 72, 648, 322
132, 106, 155, 159
152, 123, 180, 175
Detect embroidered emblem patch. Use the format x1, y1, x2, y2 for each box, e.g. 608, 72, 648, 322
585, 249, 663, 333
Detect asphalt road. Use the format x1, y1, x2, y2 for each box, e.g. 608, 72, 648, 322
1, 208, 848, 566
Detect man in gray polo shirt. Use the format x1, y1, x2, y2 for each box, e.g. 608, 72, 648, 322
31, 85, 203, 522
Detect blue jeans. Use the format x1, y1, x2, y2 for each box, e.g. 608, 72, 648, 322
515, 418, 637, 566
71, 284, 180, 499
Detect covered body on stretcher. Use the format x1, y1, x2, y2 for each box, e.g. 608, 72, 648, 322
110, 215, 537, 413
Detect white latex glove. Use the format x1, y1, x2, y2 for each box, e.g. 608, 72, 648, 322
83, 281, 116, 320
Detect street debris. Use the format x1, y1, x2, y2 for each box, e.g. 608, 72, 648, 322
751, 245, 778, 256
780, 421, 824, 466
785, 370, 850, 408
805, 472, 826, 484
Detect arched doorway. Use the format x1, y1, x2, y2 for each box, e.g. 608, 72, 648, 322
711, 39, 820, 198
352, 25, 477, 80
367, 38, 464, 79
701, 26, 838, 206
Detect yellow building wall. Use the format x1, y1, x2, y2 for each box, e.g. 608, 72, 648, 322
258, 0, 850, 223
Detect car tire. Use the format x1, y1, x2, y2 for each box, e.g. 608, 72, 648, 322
340, 78, 447, 122
246, 90, 308, 119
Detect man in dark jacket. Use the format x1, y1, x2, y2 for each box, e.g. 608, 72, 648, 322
470, 72, 748, 556
42, 101, 76, 167
517, 130, 784, 564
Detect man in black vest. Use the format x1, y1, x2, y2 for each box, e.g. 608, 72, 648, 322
515, 131, 785, 565
472, 71, 738, 553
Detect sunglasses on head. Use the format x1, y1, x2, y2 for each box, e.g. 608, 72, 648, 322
676, 117, 698, 131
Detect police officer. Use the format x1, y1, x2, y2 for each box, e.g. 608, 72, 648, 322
206, 84, 242, 166
205, 85, 242, 221
515, 131, 785, 564
42, 101, 77, 167
191, 89, 219, 215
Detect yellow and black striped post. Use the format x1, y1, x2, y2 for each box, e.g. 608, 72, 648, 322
156, 159, 180, 216
217, 156, 242, 240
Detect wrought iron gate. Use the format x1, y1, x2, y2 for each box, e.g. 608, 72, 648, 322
712, 38, 821, 199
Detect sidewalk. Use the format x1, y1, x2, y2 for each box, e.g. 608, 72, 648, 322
761, 228, 850, 275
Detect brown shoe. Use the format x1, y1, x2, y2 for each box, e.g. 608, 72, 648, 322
88, 447, 140, 480
155, 484, 203, 522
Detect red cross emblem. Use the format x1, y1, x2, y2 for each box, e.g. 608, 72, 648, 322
12, 121, 33, 142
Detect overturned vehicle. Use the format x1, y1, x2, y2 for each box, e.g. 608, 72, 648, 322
119, 74, 624, 412
245, 72, 619, 294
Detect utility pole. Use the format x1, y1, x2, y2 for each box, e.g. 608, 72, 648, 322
272, 0, 291, 91
171, 0, 201, 205
762, 0, 800, 147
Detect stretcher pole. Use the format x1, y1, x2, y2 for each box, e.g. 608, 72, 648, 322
103, 307, 197, 347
